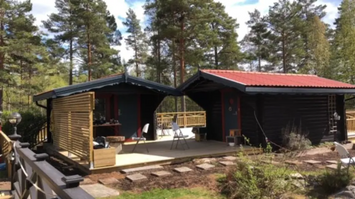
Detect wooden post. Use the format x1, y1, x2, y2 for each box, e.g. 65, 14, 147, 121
183, 112, 187, 128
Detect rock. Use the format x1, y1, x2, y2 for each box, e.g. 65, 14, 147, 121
290, 173, 304, 179
345, 185, 355, 193
196, 163, 215, 170
126, 173, 147, 182
285, 160, 302, 166
326, 160, 338, 164
326, 164, 346, 170
173, 167, 193, 173
334, 190, 355, 199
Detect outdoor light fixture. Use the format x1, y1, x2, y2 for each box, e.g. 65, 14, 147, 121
9, 112, 21, 136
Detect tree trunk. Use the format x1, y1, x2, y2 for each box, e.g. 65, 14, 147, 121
282, 30, 286, 73
172, 40, 178, 112
214, 46, 218, 69
69, 39, 73, 85
180, 15, 186, 112
87, 30, 92, 81
157, 39, 163, 112
258, 45, 261, 72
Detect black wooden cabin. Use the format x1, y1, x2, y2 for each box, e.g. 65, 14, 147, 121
33, 73, 180, 142
178, 70, 355, 147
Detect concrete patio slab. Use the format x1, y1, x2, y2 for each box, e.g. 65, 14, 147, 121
121, 165, 163, 174
151, 171, 172, 177
196, 163, 215, 170
173, 167, 193, 173
80, 184, 120, 198
126, 173, 148, 182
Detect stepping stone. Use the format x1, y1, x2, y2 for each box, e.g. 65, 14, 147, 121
126, 173, 147, 182
285, 160, 302, 166
326, 164, 346, 170
151, 171, 172, 177
121, 165, 163, 174
223, 156, 237, 161
304, 160, 322, 165
81, 178, 94, 185
193, 158, 217, 164
196, 163, 215, 170
173, 167, 193, 173
81, 184, 120, 198
326, 160, 338, 164
219, 161, 236, 166
98, 177, 119, 185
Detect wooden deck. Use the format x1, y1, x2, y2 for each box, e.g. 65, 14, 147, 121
44, 138, 261, 174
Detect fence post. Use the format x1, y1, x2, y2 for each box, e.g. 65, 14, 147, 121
183, 112, 187, 128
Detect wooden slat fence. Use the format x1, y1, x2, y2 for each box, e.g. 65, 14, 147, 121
0, 131, 12, 178
52, 92, 94, 165
156, 111, 206, 128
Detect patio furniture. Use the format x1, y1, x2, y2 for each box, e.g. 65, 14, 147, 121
226, 129, 244, 146
132, 123, 150, 153
106, 136, 125, 154
334, 142, 355, 171
170, 122, 189, 150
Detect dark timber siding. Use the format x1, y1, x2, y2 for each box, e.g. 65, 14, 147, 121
261, 95, 329, 146
240, 95, 259, 146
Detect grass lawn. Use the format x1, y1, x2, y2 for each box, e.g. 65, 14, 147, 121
99, 188, 225, 199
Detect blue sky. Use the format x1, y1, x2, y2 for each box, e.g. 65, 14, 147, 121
28, 0, 342, 60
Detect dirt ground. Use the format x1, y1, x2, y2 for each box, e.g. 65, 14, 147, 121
83, 146, 355, 193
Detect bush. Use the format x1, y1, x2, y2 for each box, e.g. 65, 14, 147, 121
318, 163, 353, 194
1, 108, 46, 143
282, 122, 311, 151
218, 152, 294, 199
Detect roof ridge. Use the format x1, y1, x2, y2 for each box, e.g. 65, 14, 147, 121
201, 69, 318, 77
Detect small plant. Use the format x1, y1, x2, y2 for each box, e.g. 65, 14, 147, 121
282, 121, 311, 151
318, 163, 353, 194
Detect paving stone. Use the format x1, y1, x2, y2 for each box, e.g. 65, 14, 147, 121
126, 173, 148, 182
173, 167, 193, 173
121, 165, 163, 174
219, 161, 236, 166
193, 158, 217, 164
326, 164, 346, 170
81, 178, 95, 185
223, 156, 237, 161
285, 160, 302, 166
261, 160, 281, 165
315, 164, 326, 169
98, 177, 119, 185
151, 171, 172, 177
304, 160, 322, 165
326, 160, 338, 164
196, 163, 215, 170
81, 184, 120, 198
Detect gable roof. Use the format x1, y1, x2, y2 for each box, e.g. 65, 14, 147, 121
178, 70, 355, 94
33, 73, 181, 102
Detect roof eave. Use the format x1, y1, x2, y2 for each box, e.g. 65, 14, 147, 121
245, 87, 355, 94
200, 71, 246, 92
127, 75, 182, 96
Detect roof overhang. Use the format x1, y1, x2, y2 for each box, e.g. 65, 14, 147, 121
33, 73, 181, 102
178, 70, 355, 95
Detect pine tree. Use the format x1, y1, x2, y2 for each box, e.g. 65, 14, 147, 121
267, 0, 304, 73
242, 9, 271, 72
300, 15, 330, 77
123, 8, 148, 77
43, 0, 81, 85
76, 0, 121, 80
332, 0, 355, 83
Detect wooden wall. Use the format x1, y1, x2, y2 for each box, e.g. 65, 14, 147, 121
52, 92, 95, 163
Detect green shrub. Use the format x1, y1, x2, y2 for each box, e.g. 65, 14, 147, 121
218, 152, 294, 199
318, 163, 353, 194
1, 108, 46, 143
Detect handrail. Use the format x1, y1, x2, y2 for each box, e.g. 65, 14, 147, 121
156, 111, 206, 127
12, 141, 94, 199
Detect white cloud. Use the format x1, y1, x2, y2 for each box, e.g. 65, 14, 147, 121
27, 0, 341, 61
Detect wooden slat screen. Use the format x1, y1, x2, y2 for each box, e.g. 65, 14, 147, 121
52, 92, 94, 162
0, 131, 12, 178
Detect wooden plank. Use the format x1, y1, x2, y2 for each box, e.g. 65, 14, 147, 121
93, 147, 115, 168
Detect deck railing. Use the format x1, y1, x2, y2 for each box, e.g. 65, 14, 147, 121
0, 130, 94, 199
156, 111, 206, 128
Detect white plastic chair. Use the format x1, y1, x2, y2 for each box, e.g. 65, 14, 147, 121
132, 123, 150, 153
170, 122, 189, 150
334, 142, 355, 170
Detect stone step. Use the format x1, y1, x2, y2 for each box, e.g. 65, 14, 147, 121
122, 165, 163, 174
